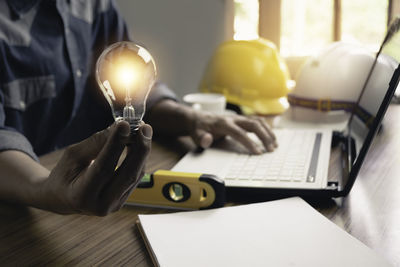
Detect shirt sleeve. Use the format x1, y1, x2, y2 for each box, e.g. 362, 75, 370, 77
147, 82, 178, 111
0, 90, 38, 161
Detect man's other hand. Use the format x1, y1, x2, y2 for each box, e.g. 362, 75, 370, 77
189, 111, 277, 155
147, 99, 277, 155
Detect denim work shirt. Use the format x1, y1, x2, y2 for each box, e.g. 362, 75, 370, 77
0, 0, 176, 160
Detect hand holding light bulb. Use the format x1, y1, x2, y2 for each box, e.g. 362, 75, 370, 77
29, 42, 156, 215
96, 42, 157, 132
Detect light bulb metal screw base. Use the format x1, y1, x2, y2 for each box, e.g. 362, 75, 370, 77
129, 121, 141, 132
116, 117, 141, 134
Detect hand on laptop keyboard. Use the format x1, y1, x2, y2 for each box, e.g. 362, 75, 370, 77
188, 111, 277, 155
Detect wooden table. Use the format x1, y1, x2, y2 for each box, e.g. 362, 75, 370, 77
1, 106, 400, 266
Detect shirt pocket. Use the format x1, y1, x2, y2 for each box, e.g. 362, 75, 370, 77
1, 75, 56, 111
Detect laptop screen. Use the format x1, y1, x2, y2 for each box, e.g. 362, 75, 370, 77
348, 18, 400, 169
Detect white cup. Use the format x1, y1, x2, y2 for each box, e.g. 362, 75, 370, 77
183, 93, 226, 114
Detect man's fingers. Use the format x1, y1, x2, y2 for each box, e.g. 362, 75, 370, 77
224, 123, 262, 154
111, 180, 139, 212
84, 121, 131, 191
63, 124, 115, 166
236, 119, 275, 152
104, 124, 152, 202
256, 118, 277, 147
92, 121, 130, 168
191, 128, 213, 149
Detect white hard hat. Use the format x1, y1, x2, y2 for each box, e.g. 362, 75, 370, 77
287, 42, 396, 123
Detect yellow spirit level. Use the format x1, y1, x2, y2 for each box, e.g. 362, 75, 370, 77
126, 170, 225, 209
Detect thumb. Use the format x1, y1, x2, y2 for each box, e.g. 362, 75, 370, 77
191, 128, 213, 149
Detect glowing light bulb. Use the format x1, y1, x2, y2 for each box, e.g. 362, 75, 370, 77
96, 41, 157, 131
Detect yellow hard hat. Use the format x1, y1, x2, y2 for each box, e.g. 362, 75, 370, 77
199, 38, 291, 114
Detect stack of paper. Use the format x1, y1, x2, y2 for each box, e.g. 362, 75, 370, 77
137, 197, 389, 267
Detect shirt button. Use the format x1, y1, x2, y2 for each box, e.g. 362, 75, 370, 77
76, 69, 82, 78
20, 101, 26, 110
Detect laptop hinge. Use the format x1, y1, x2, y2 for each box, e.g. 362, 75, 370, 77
327, 181, 339, 190
331, 131, 355, 194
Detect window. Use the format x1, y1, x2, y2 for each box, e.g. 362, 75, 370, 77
341, 0, 388, 51
234, 0, 396, 56
233, 0, 259, 40
280, 0, 333, 57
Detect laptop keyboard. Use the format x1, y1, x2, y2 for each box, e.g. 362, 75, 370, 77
224, 130, 320, 183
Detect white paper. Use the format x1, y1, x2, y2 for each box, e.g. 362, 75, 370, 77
138, 197, 390, 267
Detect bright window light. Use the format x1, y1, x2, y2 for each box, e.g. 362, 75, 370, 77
281, 0, 333, 57
234, 0, 259, 40
281, 0, 388, 57
342, 0, 388, 52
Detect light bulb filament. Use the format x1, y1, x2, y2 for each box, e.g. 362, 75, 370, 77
123, 104, 135, 122
124, 85, 135, 122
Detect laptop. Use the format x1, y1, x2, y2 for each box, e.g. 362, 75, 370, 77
172, 18, 400, 199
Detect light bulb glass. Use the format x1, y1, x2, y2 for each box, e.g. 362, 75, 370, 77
96, 41, 157, 131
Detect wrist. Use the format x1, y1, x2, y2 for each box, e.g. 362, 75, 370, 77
147, 99, 198, 136
0, 150, 51, 209
21, 171, 50, 210
172, 101, 198, 134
